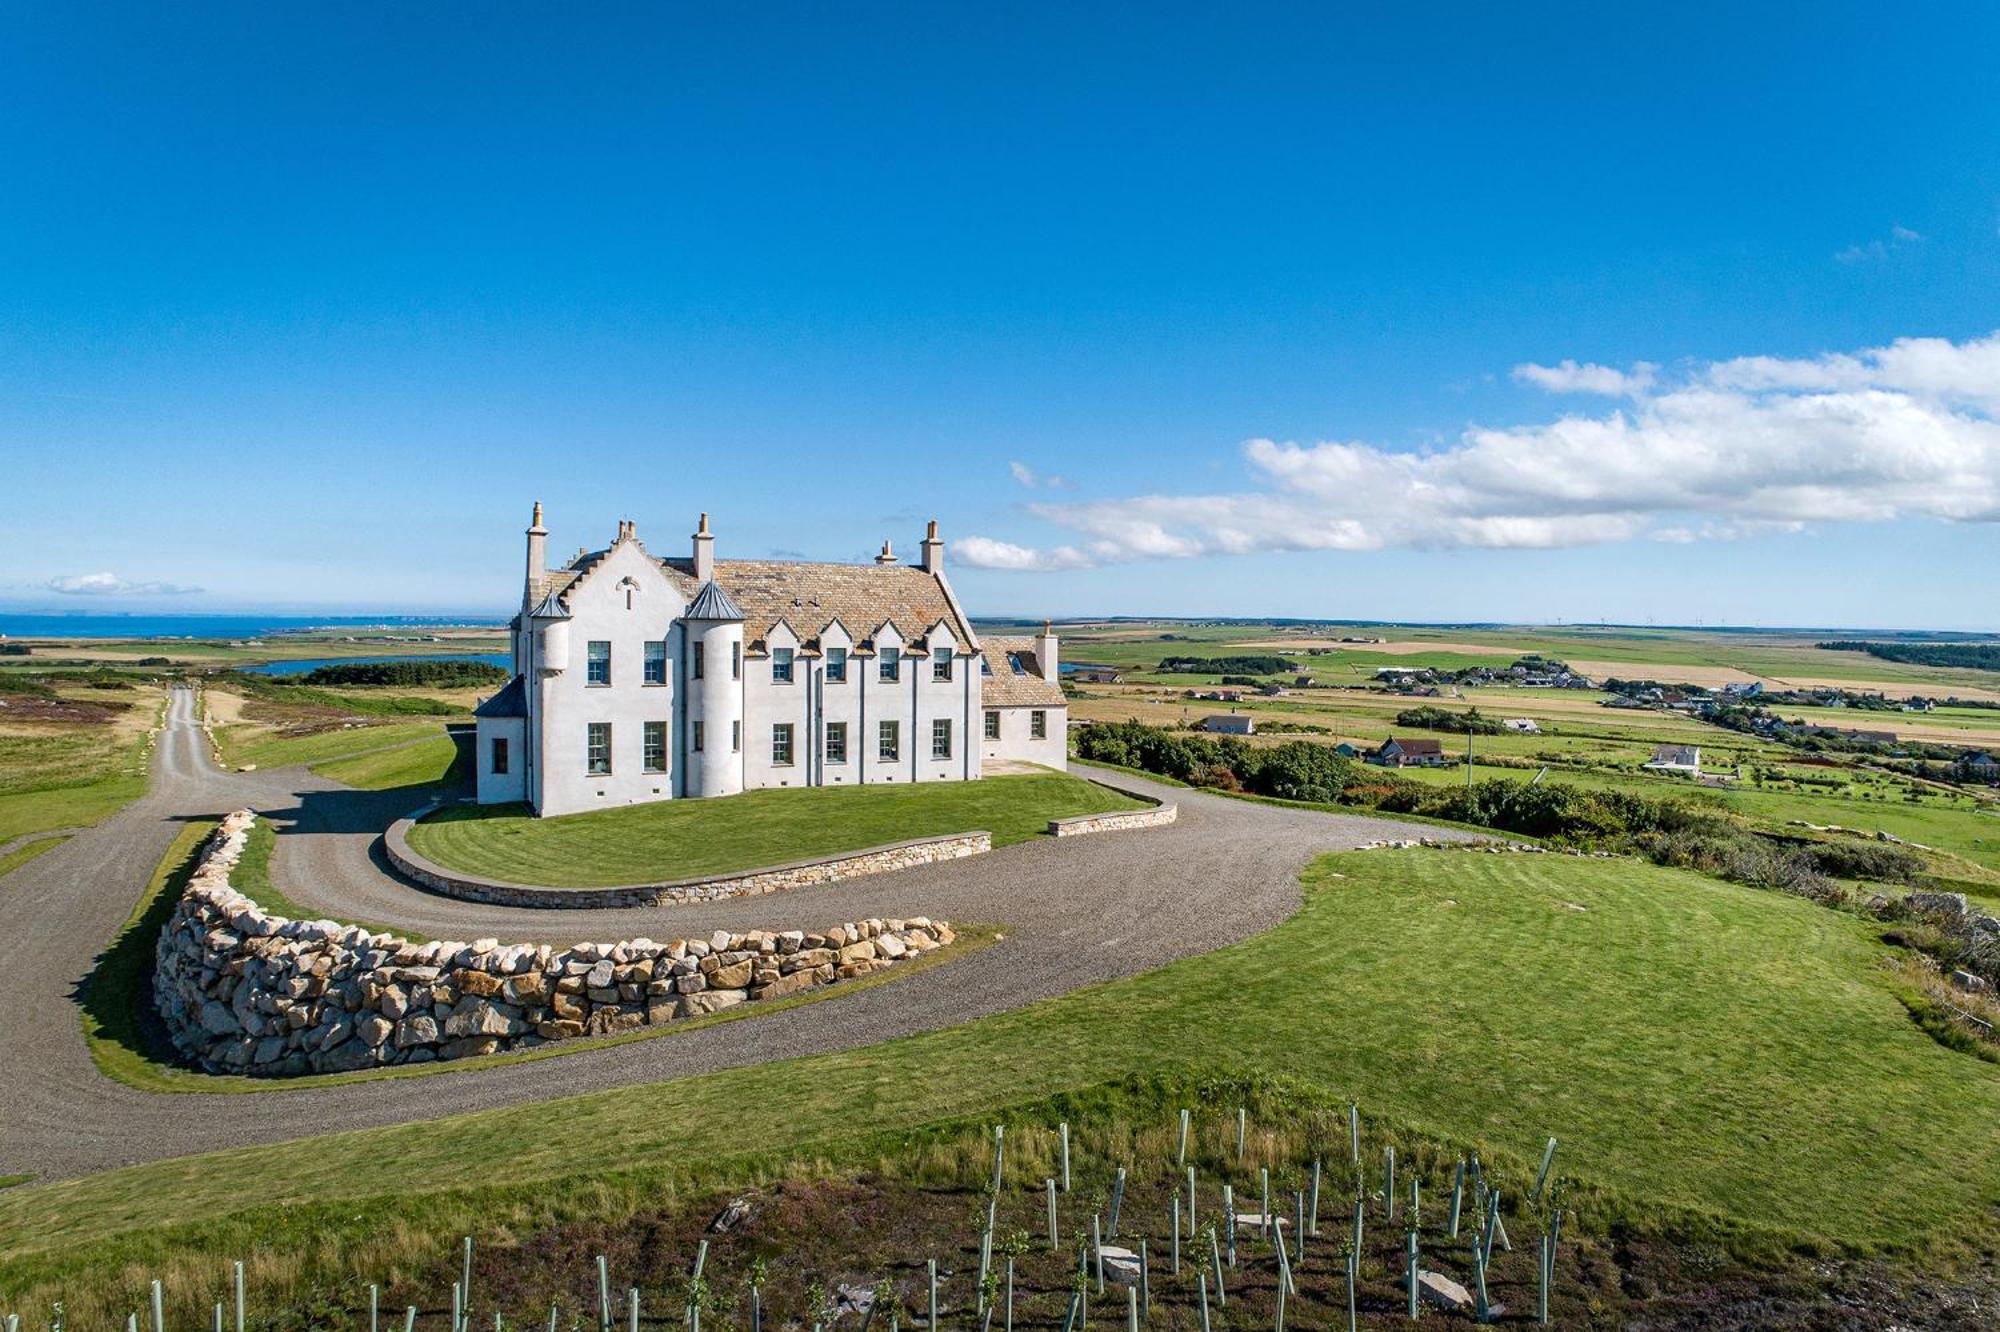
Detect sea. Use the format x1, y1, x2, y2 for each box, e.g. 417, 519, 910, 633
0, 613, 503, 640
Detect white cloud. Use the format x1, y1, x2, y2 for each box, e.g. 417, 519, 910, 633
954, 536, 1097, 571
1512, 359, 1657, 396
1835, 224, 1923, 263
47, 572, 203, 596
1008, 461, 1070, 490
959, 330, 2000, 571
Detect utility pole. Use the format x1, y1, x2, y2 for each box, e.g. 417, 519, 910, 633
1467, 728, 1474, 789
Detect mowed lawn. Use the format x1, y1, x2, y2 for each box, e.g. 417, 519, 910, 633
406, 771, 1151, 886
311, 732, 466, 792
10, 847, 2000, 1275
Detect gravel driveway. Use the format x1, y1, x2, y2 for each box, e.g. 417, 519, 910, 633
0, 687, 1478, 1182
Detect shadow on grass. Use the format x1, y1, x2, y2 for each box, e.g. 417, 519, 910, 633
70, 818, 216, 1080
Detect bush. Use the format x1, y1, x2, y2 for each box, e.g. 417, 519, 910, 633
1394, 705, 1506, 735
296, 660, 509, 688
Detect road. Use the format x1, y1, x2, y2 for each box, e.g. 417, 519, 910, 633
0, 687, 1476, 1183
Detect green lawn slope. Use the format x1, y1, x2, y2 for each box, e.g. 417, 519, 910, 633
406, 770, 1148, 886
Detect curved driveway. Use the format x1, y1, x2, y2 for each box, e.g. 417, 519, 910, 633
0, 688, 1477, 1183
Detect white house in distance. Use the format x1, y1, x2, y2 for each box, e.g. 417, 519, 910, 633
1643, 744, 1701, 774
475, 505, 1068, 816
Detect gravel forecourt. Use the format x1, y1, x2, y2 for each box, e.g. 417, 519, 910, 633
0, 687, 1480, 1183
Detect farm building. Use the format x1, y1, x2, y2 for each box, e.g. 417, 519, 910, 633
1369, 736, 1447, 768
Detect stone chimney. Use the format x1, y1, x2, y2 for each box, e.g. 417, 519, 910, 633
875, 539, 898, 564
523, 501, 547, 609
1036, 619, 1059, 677
920, 518, 944, 574
692, 511, 715, 582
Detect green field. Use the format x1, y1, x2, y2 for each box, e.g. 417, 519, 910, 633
310, 732, 466, 791
213, 719, 454, 772
408, 770, 1148, 886
0, 720, 151, 844
7, 846, 1998, 1312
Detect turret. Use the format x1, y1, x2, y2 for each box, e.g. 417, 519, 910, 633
523, 501, 547, 609
682, 580, 745, 798
920, 518, 944, 573
692, 511, 715, 582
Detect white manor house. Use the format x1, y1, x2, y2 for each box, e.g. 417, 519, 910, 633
474, 505, 1069, 815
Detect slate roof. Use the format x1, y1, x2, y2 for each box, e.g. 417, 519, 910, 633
542, 538, 980, 658
1386, 736, 1444, 756
979, 636, 1067, 708
473, 674, 528, 719
1646, 744, 1700, 767
684, 579, 746, 622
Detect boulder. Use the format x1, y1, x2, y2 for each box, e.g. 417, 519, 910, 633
680, 990, 747, 1018
1418, 1271, 1473, 1313
394, 1015, 439, 1049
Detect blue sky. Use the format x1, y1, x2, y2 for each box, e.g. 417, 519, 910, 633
4, 3, 1999, 628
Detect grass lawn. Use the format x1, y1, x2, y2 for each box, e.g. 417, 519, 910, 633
310, 732, 466, 791
0, 834, 68, 881
214, 720, 450, 772
10, 845, 2000, 1310
407, 770, 1149, 887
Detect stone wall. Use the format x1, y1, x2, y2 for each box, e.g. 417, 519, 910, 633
1047, 803, 1178, 837
154, 812, 955, 1077
387, 807, 990, 908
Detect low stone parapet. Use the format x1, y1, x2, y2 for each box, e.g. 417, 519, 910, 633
1048, 804, 1178, 836
386, 806, 990, 908
153, 812, 955, 1078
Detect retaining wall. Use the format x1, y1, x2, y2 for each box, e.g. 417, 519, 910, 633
153, 812, 955, 1077
1048, 803, 1178, 836
387, 810, 990, 909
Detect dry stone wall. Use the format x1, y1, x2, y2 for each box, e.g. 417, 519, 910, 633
154, 812, 955, 1077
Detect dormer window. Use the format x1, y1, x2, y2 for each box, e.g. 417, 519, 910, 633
880, 646, 900, 682
826, 646, 847, 682
1007, 652, 1028, 676
772, 647, 794, 684
933, 653, 952, 682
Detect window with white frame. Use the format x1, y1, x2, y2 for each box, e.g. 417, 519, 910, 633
772, 647, 794, 683
643, 721, 668, 772
984, 710, 1000, 740
931, 717, 952, 759
933, 652, 952, 682
587, 640, 611, 686
826, 720, 848, 763
1030, 710, 1047, 739
878, 719, 899, 761
826, 646, 847, 682
772, 723, 795, 766
879, 646, 900, 682
586, 722, 612, 774
644, 640, 667, 685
